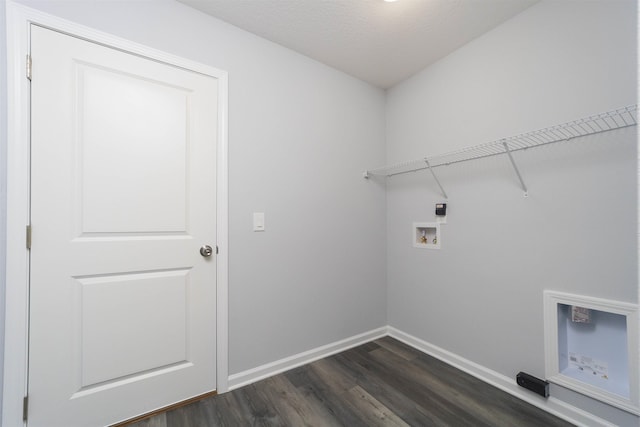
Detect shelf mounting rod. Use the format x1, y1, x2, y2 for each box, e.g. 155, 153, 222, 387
424, 159, 448, 199
502, 141, 528, 197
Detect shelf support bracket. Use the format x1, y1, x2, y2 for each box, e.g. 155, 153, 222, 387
502, 141, 528, 197
424, 159, 448, 199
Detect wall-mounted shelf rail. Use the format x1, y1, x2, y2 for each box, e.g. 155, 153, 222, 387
364, 105, 638, 198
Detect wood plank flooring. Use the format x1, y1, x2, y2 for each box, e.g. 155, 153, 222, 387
127, 337, 574, 426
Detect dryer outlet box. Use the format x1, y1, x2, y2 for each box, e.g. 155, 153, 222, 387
516, 372, 549, 398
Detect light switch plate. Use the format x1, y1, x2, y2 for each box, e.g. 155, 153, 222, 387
253, 212, 265, 231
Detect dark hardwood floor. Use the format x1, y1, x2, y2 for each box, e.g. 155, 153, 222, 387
127, 337, 574, 427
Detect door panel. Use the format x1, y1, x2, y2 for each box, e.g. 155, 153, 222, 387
29, 25, 218, 427
78, 63, 189, 234
78, 269, 189, 387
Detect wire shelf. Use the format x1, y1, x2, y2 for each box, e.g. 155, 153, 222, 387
365, 105, 638, 180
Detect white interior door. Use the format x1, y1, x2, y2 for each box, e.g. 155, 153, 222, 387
28, 25, 218, 427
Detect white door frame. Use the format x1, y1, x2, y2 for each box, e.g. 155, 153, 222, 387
3, 3, 229, 426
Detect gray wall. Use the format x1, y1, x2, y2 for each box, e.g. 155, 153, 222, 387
5, 0, 388, 375
385, 1, 637, 425
0, 0, 7, 421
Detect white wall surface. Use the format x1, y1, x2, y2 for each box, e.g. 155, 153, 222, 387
385, 1, 637, 425
4, 0, 388, 376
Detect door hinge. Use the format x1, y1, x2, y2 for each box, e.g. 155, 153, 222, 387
26, 55, 32, 81
23, 395, 28, 421
26, 225, 32, 250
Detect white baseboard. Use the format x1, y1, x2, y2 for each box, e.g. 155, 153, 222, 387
387, 327, 617, 427
226, 325, 617, 427
227, 327, 388, 390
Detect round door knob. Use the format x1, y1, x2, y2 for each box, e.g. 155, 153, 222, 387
200, 245, 213, 257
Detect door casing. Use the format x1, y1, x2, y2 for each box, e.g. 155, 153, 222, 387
3, 3, 229, 426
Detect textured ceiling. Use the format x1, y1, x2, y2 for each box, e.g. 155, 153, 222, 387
177, 0, 538, 89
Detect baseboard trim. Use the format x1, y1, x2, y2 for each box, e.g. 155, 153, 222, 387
226, 326, 617, 426
227, 327, 388, 390
387, 327, 616, 427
